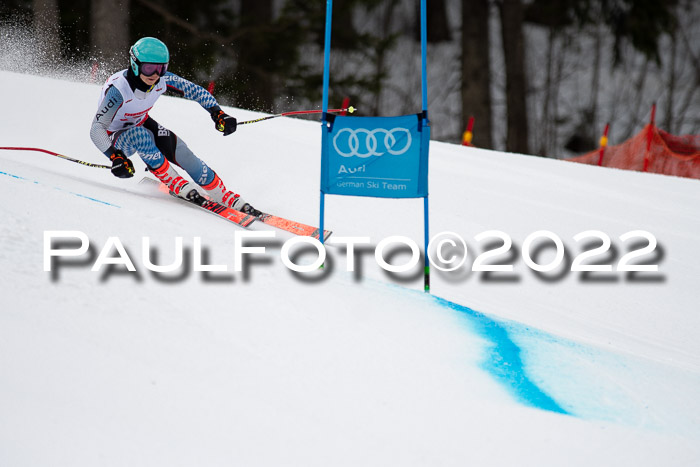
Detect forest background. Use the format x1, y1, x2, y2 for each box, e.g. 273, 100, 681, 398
1, 0, 698, 158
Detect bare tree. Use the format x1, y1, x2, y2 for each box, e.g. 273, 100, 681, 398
498, 0, 529, 154
370, 0, 401, 115
425, 0, 452, 43
673, 10, 700, 134
461, 0, 493, 148
91, 0, 130, 69
664, 27, 678, 134
663, 0, 700, 135
237, 0, 275, 111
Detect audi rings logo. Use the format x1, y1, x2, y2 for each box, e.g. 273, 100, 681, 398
333, 127, 412, 158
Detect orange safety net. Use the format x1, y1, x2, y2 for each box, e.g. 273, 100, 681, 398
569, 124, 700, 180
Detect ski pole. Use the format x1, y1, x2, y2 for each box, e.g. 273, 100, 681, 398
0, 147, 111, 169
238, 106, 356, 126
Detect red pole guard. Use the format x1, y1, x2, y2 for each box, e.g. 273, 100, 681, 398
462, 116, 474, 146
1, 146, 67, 157
207, 81, 216, 94
643, 103, 656, 172
597, 123, 610, 166
0, 146, 111, 169
340, 97, 350, 116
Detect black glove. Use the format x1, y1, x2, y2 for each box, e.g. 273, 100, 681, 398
109, 150, 135, 178
209, 106, 237, 135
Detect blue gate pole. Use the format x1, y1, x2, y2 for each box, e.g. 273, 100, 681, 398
420, 0, 430, 292
322, 0, 333, 116
420, 0, 428, 112
319, 0, 333, 245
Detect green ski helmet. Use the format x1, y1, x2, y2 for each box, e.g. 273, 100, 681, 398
129, 37, 169, 76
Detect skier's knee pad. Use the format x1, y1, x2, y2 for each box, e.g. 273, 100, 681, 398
173, 139, 215, 186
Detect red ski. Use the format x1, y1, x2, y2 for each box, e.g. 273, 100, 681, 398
257, 213, 332, 241
153, 178, 331, 239
169, 189, 257, 227
193, 198, 257, 227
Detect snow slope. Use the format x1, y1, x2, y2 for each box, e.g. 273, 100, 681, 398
1, 70, 700, 466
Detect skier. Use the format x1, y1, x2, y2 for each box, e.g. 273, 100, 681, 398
90, 36, 259, 215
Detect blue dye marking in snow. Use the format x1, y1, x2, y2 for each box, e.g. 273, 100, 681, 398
432, 295, 570, 415
0, 170, 31, 181
66, 192, 120, 207
0, 170, 119, 207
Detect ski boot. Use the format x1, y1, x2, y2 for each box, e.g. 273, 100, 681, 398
200, 173, 262, 217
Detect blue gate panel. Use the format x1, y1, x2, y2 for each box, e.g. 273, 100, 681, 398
321, 114, 429, 199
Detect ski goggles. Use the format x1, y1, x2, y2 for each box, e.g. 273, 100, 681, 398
140, 62, 168, 77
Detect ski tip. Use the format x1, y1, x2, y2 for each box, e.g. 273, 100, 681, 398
309, 228, 333, 241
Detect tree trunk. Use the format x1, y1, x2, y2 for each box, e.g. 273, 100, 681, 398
623, 58, 649, 139
370, 0, 400, 115
426, 0, 452, 43
664, 29, 677, 134
91, 0, 131, 69
238, 0, 275, 111
539, 27, 555, 155
461, 0, 493, 148
498, 0, 529, 154
589, 25, 603, 135
33, 0, 61, 62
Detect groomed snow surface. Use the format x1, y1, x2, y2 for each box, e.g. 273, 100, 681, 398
1, 70, 699, 466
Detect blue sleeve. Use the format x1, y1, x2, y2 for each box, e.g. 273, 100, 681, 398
163, 72, 218, 110
90, 85, 125, 157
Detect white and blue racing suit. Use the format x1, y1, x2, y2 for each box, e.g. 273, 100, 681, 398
90, 69, 221, 186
